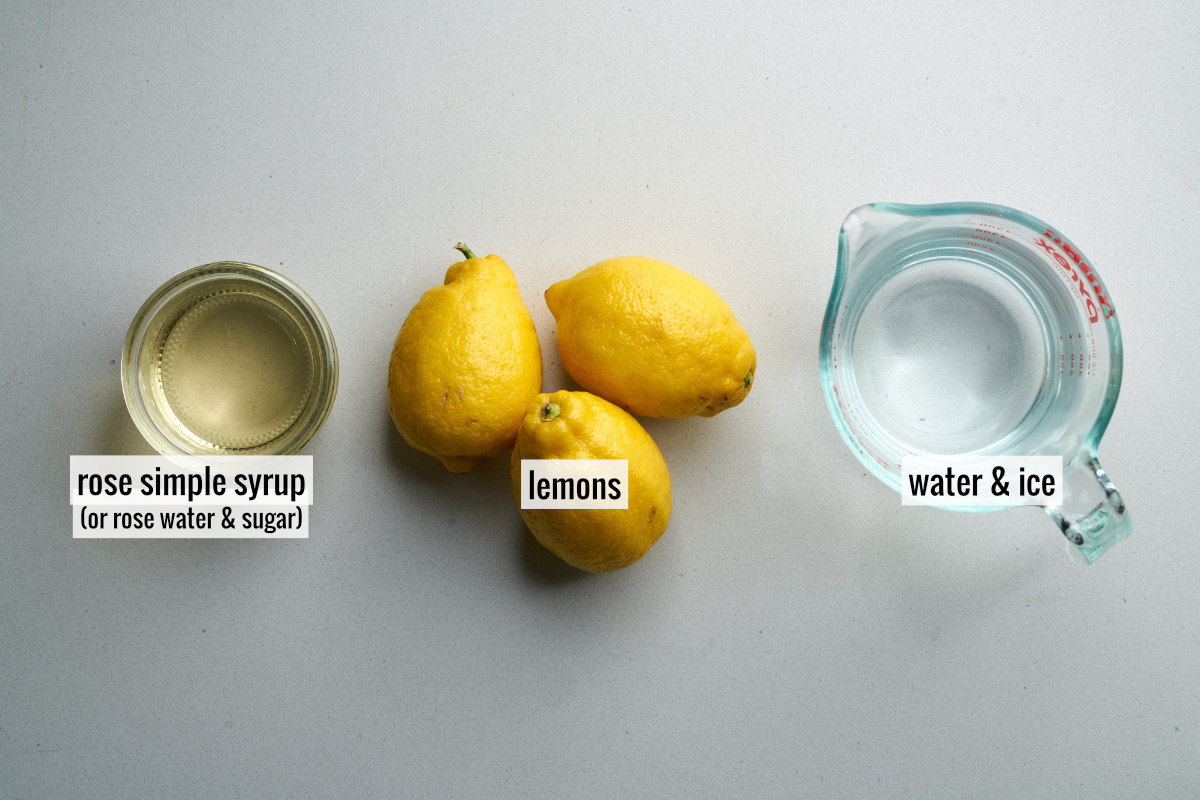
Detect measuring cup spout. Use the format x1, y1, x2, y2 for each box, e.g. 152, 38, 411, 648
835, 205, 903, 287
1046, 454, 1132, 563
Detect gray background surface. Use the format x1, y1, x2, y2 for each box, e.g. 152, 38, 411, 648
3, 1, 1198, 798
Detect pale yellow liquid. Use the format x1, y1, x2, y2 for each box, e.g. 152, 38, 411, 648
157, 291, 315, 449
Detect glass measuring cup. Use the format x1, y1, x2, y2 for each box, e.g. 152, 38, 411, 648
819, 203, 1130, 562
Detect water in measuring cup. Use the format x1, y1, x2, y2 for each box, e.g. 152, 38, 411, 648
854, 259, 1047, 455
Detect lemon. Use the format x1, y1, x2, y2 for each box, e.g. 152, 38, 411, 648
388, 244, 542, 473
545, 257, 756, 418
510, 390, 672, 572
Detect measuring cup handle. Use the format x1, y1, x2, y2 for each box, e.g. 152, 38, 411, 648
1044, 456, 1132, 563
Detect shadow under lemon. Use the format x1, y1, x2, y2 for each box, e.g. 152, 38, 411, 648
382, 402, 591, 585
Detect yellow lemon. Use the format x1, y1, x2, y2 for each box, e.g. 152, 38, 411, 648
510, 390, 672, 572
545, 257, 756, 418
388, 244, 542, 473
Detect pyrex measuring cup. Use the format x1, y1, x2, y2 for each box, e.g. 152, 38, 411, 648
819, 203, 1130, 562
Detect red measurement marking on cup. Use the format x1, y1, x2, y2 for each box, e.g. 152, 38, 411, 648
1034, 229, 1114, 323
955, 219, 1012, 253
964, 221, 1012, 253
1058, 333, 1096, 379
832, 385, 893, 470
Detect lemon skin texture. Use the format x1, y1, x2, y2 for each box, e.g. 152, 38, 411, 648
388, 252, 542, 473
510, 391, 672, 572
545, 257, 756, 418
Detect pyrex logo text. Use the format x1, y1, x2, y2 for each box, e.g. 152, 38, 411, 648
1034, 229, 1114, 323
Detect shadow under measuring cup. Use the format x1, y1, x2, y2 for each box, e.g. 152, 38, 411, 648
819, 202, 1130, 563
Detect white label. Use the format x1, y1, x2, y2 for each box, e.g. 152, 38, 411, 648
901, 455, 1062, 506
70, 455, 312, 505
70, 455, 312, 538
520, 460, 629, 509
73, 505, 308, 538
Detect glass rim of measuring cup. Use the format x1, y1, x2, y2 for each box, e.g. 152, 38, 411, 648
121, 261, 339, 457
819, 202, 1129, 561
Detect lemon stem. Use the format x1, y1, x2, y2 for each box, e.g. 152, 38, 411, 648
454, 242, 477, 259
744, 370, 754, 388
541, 402, 561, 421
